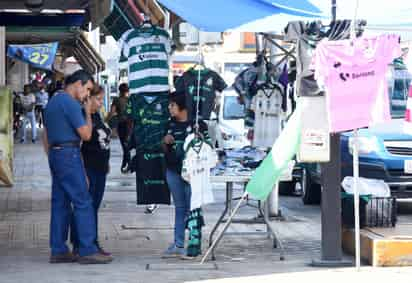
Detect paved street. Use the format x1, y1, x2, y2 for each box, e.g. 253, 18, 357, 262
1, 136, 412, 282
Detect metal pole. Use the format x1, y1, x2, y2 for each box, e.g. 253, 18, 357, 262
0, 26, 5, 86
332, 0, 337, 21
353, 130, 361, 270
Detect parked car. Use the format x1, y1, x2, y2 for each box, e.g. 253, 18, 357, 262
294, 64, 412, 204
215, 87, 249, 149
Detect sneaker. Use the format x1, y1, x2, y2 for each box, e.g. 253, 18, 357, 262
49, 252, 77, 264
20, 139, 25, 144
180, 254, 199, 260
77, 253, 113, 264
144, 204, 159, 214
32, 139, 36, 144
162, 244, 186, 258
96, 241, 112, 256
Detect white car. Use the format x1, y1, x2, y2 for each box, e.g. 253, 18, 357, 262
215, 87, 249, 149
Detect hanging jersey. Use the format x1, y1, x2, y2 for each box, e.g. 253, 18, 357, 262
181, 134, 217, 210
314, 34, 401, 132
164, 119, 210, 174
250, 84, 283, 148
119, 26, 171, 94
126, 92, 170, 153
135, 151, 170, 205
186, 208, 205, 257
175, 68, 227, 120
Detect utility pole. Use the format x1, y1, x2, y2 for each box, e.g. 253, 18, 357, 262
312, 0, 352, 267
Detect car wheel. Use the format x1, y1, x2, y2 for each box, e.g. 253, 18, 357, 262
301, 168, 321, 205
279, 181, 296, 195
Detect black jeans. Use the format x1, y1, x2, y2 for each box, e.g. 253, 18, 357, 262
117, 121, 129, 168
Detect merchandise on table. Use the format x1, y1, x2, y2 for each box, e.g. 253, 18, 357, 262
119, 25, 172, 94
175, 68, 227, 121
314, 34, 401, 132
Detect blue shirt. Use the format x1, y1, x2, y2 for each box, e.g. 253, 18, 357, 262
44, 93, 86, 145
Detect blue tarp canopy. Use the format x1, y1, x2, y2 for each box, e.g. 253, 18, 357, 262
157, 0, 324, 32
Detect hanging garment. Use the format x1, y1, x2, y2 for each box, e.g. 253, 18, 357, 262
181, 134, 217, 210
135, 151, 171, 205
284, 20, 355, 97
404, 86, 412, 134
126, 92, 170, 153
186, 208, 205, 257
297, 96, 330, 162
119, 26, 171, 94
314, 34, 401, 132
164, 119, 211, 174
249, 83, 283, 148
175, 68, 227, 120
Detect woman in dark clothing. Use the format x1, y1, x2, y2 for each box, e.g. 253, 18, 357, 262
109, 83, 130, 172
72, 85, 112, 257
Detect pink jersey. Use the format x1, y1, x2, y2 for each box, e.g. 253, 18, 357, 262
314, 34, 401, 132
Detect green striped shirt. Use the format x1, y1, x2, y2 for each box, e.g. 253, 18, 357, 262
120, 26, 171, 94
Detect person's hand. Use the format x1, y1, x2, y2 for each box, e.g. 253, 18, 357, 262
83, 96, 92, 114
163, 134, 175, 145
247, 129, 254, 141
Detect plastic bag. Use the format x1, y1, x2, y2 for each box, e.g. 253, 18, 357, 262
341, 176, 391, 197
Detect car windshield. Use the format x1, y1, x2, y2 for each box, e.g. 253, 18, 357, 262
389, 67, 412, 118
223, 95, 245, 120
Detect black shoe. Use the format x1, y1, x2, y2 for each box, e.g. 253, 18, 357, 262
20, 139, 25, 144
78, 253, 113, 264
49, 252, 77, 263
32, 139, 36, 144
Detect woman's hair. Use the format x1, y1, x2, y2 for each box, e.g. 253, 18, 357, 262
118, 83, 129, 95
90, 84, 104, 97
169, 91, 186, 111
64, 70, 94, 86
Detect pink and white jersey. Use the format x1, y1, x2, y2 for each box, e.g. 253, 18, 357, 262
314, 34, 401, 132
404, 86, 412, 134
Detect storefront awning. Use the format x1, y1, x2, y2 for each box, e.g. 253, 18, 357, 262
157, 0, 324, 32
70, 33, 105, 74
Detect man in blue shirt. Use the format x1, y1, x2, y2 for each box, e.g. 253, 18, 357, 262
42, 70, 112, 264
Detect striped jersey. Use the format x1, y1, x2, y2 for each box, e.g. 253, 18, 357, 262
119, 26, 171, 94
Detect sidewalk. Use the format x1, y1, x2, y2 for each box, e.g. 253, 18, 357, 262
0, 136, 392, 283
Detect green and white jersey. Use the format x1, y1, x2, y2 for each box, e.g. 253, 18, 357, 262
119, 26, 171, 94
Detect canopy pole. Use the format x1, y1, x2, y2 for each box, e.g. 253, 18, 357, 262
0, 26, 5, 86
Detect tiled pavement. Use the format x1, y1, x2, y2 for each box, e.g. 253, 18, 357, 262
0, 136, 351, 283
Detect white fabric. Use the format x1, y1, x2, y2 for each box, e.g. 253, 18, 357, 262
182, 134, 218, 210
251, 86, 282, 148
20, 93, 35, 111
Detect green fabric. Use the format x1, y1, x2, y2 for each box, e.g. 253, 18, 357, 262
186, 208, 204, 257
126, 93, 170, 153
129, 77, 169, 90
0, 87, 13, 186
246, 104, 302, 200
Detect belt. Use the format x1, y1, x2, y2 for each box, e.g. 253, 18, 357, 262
50, 141, 80, 149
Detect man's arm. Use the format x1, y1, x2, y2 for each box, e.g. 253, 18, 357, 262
76, 99, 93, 141
42, 128, 49, 155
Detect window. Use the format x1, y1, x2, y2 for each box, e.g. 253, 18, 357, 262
389, 68, 411, 118
223, 95, 245, 120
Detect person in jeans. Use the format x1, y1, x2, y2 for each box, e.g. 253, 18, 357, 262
19, 84, 37, 143
42, 70, 112, 264
109, 83, 130, 172
71, 84, 112, 257
35, 82, 49, 128
162, 92, 209, 258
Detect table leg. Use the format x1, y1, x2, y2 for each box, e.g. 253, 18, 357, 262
208, 182, 233, 260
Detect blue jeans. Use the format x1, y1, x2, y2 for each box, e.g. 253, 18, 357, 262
20, 111, 37, 141
48, 147, 98, 257
71, 167, 107, 247
166, 169, 191, 248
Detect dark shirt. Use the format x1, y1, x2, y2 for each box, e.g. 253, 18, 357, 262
164, 118, 210, 173
126, 92, 170, 153
112, 96, 129, 122
175, 68, 227, 120
44, 93, 86, 145
81, 113, 111, 173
